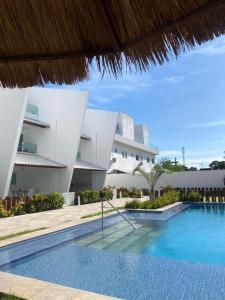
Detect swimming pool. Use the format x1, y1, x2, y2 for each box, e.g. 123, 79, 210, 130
1, 204, 225, 299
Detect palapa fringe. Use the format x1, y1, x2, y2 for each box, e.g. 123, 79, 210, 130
0, 0, 225, 87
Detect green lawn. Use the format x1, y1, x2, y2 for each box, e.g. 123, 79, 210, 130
0, 227, 47, 241
81, 207, 124, 218
0, 293, 25, 300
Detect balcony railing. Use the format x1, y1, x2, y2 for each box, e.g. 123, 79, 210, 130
18, 142, 37, 154
25, 103, 39, 120
149, 143, 159, 153
76, 151, 81, 160
134, 137, 144, 144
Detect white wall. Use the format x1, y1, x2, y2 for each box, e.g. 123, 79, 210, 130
105, 173, 148, 189
19, 87, 88, 193
106, 170, 225, 191
0, 88, 27, 197
118, 112, 134, 140
11, 166, 63, 194
134, 124, 149, 145
109, 141, 154, 173
155, 170, 225, 190
80, 109, 118, 189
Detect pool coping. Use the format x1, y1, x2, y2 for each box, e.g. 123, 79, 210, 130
0, 202, 184, 249
126, 201, 183, 213
0, 271, 118, 300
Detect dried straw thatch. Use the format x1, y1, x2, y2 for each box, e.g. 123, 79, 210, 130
1, 0, 225, 87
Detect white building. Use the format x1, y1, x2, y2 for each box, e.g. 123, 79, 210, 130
0, 87, 87, 198
0, 88, 159, 198
73, 111, 159, 190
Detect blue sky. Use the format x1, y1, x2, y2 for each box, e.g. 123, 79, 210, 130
56, 36, 225, 168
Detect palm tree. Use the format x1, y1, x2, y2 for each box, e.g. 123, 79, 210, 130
133, 163, 166, 200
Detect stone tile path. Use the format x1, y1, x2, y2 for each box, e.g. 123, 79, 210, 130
0, 198, 137, 247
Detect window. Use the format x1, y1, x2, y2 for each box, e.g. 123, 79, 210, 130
136, 155, 139, 161
122, 151, 125, 158
140, 155, 143, 161
147, 157, 150, 163
152, 158, 155, 164
115, 148, 118, 153
131, 153, 134, 157
125, 152, 127, 158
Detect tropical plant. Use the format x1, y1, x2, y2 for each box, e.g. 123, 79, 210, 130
125, 190, 180, 209
0, 200, 11, 218
129, 187, 142, 198
79, 189, 99, 204
133, 163, 167, 200
101, 186, 113, 200
11, 200, 26, 215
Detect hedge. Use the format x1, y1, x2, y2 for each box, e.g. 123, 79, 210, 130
0, 192, 64, 218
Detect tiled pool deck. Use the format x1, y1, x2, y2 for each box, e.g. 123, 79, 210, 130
0, 198, 136, 248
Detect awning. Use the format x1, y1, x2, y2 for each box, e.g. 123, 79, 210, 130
74, 160, 105, 171
23, 117, 50, 128
15, 153, 67, 169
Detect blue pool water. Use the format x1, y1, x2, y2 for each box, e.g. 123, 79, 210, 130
2, 204, 225, 299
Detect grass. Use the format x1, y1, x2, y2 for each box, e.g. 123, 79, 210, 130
81, 207, 124, 219
0, 227, 47, 241
0, 293, 25, 300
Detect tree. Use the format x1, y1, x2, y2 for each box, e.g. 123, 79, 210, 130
188, 166, 198, 171
133, 164, 167, 200
209, 160, 225, 170
159, 158, 197, 171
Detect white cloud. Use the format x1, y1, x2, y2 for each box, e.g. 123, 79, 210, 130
192, 120, 225, 128
88, 102, 99, 108
94, 96, 112, 104
161, 76, 185, 84
159, 150, 181, 157
192, 39, 225, 56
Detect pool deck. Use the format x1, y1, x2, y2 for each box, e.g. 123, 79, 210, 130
0, 198, 137, 248
0, 271, 118, 300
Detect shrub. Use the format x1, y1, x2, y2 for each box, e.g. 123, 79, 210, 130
79, 189, 99, 204
11, 200, 26, 216
26, 192, 64, 212
0, 201, 11, 218
129, 187, 142, 198
117, 187, 129, 198
184, 191, 201, 202
125, 190, 180, 210
101, 186, 113, 200
142, 189, 149, 196
48, 192, 65, 209
125, 199, 141, 209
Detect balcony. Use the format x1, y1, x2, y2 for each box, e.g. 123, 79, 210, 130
18, 142, 37, 154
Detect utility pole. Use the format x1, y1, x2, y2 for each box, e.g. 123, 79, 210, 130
182, 147, 185, 166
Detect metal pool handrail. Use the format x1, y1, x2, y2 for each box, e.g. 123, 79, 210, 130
101, 197, 136, 230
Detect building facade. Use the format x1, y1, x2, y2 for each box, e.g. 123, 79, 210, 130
0, 88, 159, 198
0, 87, 88, 198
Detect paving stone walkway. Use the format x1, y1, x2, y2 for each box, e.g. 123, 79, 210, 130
0, 198, 139, 247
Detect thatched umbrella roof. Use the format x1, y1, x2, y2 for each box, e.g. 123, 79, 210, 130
1, 0, 225, 88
